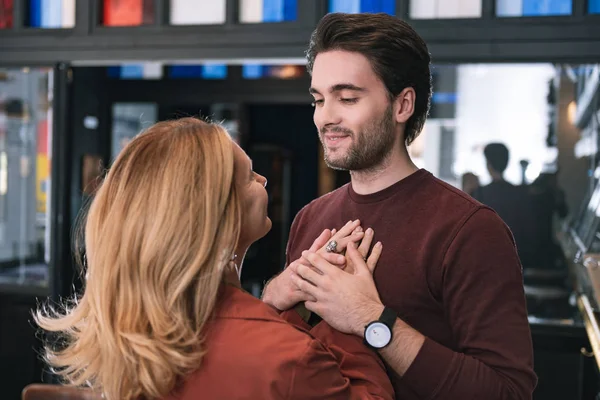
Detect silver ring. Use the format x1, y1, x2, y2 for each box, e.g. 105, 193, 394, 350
325, 240, 338, 253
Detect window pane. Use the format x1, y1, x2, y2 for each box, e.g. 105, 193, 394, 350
26, 0, 75, 28
111, 103, 157, 161
170, 0, 226, 25
242, 64, 304, 79
410, 0, 481, 19
0, 67, 53, 289
590, 0, 600, 13
239, 0, 297, 23
496, 0, 572, 17
102, 0, 154, 27
329, 0, 395, 14
0, 0, 13, 29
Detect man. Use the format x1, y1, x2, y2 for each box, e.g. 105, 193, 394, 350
262, 12, 537, 400
473, 143, 536, 268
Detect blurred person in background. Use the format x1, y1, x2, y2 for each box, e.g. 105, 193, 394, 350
461, 172, 480, 196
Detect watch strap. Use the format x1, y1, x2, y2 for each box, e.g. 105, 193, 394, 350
379, 306, 397, 330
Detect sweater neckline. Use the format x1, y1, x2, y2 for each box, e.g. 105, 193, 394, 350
347, 169, 430, 204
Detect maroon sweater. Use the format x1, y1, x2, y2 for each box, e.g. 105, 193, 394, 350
285, 169, 537, 400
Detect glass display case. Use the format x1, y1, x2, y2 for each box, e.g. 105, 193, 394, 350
0, 67, 53, 293
110, 102, 158, 160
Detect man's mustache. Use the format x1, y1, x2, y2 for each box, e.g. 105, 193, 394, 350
320, 126, 354, 135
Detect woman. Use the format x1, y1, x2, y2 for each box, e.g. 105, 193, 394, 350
35, 118, 393, 400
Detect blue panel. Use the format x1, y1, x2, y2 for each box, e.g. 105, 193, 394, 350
553, 0, 572, 14
42, 0, 62, 27
120, 65, 144, 79
283, 0, 297, 21
432, 92, 457, 104
357, 0, 395, 14
360, 0, 378, 13
522, 0, 542, 16
168, 65, 205, 78
381, 0, 395, 15
522, 0, 571, 16
167, 65, 227, 79
263, 0, 284, 22
107, 66, 121, 78
329, 0, 360, 13
496, 0, 523, 16
589, 0, 600, 13
243, 64, 264, 79
29, 0, 42, 27
40, 0, 51, 27
202, 64, 228, 79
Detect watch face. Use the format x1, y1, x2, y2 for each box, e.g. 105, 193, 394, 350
365, 322, 391, 348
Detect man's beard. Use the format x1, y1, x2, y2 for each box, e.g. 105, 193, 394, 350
320, 105, 396, 171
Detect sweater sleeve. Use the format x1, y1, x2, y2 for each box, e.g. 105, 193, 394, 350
400, 207, 537, 400
287, 323, 394, 400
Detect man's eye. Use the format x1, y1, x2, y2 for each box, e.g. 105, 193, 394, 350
311, 100, 324, 107
341, 98, 358, 104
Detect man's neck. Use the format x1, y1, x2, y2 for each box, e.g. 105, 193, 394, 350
490, 173, 504, 182
350, 146, 419, 195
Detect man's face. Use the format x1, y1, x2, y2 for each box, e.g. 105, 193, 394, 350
310, 50, 397, 171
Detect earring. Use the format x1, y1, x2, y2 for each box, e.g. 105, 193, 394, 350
231, 254, 240, 278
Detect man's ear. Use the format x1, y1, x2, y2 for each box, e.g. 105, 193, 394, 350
393, 87, 416, 124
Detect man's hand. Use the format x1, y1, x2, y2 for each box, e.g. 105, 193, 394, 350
262, 220, 365, 311
262, 221, 364, 311
291, 242, 385, 336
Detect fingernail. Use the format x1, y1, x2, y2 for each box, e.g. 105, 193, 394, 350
347, 220, 352, 224
366, 228, 373, 235
355, 226, 363, 232
337, 255, 345, 263
376, 242, 382, 248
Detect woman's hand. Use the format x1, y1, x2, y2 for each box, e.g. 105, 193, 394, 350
343, 227, 376, 275
262, 220, 365, 311
301, 219, 365, 271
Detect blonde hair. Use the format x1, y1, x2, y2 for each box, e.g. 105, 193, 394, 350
35, 118, 241, 399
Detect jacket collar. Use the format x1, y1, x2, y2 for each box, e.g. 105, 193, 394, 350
214, 284, 283, 323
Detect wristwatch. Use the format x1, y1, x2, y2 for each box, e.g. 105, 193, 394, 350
364, 306, 396, 349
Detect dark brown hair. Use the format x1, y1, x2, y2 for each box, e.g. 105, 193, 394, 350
306, 12, 432, 145
484, 142, 510, 174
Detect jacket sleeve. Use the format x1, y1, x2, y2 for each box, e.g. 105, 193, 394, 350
287, 322, 394, 400
400, 207, 537, 399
